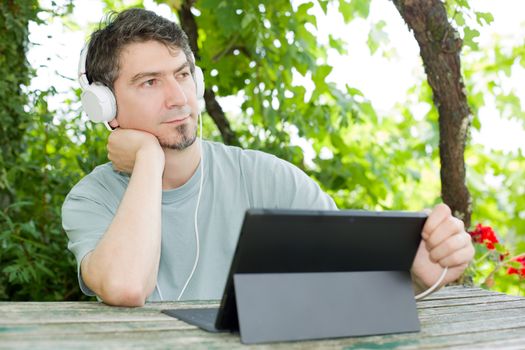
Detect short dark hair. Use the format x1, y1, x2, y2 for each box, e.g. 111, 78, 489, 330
85, 8, 194, 91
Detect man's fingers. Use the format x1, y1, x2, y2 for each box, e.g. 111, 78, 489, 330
428, 231, 471, 263
108, 118, 119, 128
422, 203, 451, 239
425, 215, 465, 250
437, 243, 475, 268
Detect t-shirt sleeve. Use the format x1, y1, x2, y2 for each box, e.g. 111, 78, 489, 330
62, 172, 120, 296
241, 151, 337, 210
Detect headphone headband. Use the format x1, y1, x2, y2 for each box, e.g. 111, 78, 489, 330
78, 45, 90, 90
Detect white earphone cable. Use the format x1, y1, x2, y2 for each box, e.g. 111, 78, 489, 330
156, 112, 204, 302
156, 281, 164, 301
177, 112, 204, 301
415, 266, 448, 300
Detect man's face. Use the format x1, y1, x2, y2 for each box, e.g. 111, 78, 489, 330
113, 40, 199, 150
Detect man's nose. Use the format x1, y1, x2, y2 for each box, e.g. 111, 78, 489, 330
165, 78, 188, 107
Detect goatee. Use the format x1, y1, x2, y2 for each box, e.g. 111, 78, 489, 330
160, 124, 197, 150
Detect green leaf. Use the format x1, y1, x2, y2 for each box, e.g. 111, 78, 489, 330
328, 35, 347, 55
359, 102, 377, 123
338, 0, 353, 23
297, 2, 314, 19
494, 242, 508, 255
312, 65, 333, 94
507, 261, 522, 269
455, 0, 471, 9
240, 13, 255, 30
463, 27, 480, 50
475, 12, 494, 26
317, 0, 329, 15
339, 0, 370, 23
367, 20, 387, 55
454, 12, 465, 27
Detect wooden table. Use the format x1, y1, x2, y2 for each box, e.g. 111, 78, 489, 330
1, 286, 525, 349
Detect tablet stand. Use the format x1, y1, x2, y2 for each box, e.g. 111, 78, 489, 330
233, 270, 420, 344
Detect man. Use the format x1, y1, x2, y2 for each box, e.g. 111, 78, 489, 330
62, 8, 474, 307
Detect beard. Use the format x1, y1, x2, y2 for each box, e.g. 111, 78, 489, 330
159, 122, 197, 150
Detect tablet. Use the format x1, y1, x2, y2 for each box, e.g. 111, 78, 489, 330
163, 209, 427, 336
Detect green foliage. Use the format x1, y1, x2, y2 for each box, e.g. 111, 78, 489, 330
0, 85, 107, 300
189, 0, 428, 211
338, 0, 370, 23
466, 227, 525, 296
0, 0, 101, 301
466, 146, 525, 294
0, 1, 40, 203
446, 0, 494, 52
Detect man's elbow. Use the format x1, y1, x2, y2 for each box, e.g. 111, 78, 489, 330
99, 281, 149, 307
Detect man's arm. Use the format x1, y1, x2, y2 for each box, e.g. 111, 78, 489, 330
81, 130, 164, 307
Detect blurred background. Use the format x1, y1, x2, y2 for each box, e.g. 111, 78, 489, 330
1, 0, 524, 300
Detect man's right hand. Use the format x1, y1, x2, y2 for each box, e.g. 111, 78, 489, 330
107, 128, 164, 174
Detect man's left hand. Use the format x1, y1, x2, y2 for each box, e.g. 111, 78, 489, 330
411, 203, 475, 291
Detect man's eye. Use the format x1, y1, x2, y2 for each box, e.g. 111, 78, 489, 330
143, 79, 156, 87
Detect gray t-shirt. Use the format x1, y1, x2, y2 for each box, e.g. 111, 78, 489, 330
62, 141, 337, 301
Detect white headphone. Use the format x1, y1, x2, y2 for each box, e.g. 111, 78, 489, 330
78, 44, 205, 122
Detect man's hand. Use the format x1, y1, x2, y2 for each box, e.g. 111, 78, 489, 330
107, 128, 164, 174
411, 203, 475, 292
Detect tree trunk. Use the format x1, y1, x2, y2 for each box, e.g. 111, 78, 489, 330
178, 0, 240, 146
393, 0, 472, 228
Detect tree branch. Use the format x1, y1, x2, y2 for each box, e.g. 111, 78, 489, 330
393, 0, 472, 227
204, 89, 240, 146
178, 0, 240, 146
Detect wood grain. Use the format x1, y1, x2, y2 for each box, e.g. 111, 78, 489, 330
1, 286, 524, 349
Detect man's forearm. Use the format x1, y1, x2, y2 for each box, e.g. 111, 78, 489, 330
82, 150, 164, 306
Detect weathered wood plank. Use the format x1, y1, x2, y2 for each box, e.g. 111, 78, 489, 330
3, 292, 519, 322
0, 302, 219, 325
0, 320, 194, 336
423, 285, 505, 298
2, 324, 525, 350
4, 298, 523, 326
0, 300, 217, 313
419, 316, 525, 336
449, 337, 525, 350
3, 303, 523, 337
418, 299, 525, 317
418, 305, 525, 323
345, 329, 525, 350
416, 294, 524, 309
0, 287, 524, 350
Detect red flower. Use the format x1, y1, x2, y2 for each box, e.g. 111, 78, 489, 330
469, 223, 499, 250
507, 256, 525, 278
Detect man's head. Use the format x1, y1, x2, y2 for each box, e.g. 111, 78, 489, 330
86, 8, 195, 91
84, 8, 202, 151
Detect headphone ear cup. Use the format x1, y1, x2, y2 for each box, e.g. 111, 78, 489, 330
194, 66, 205, 99
81, 83, 117, 122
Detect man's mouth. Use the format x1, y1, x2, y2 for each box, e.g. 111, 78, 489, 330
163, 115, 190, 124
